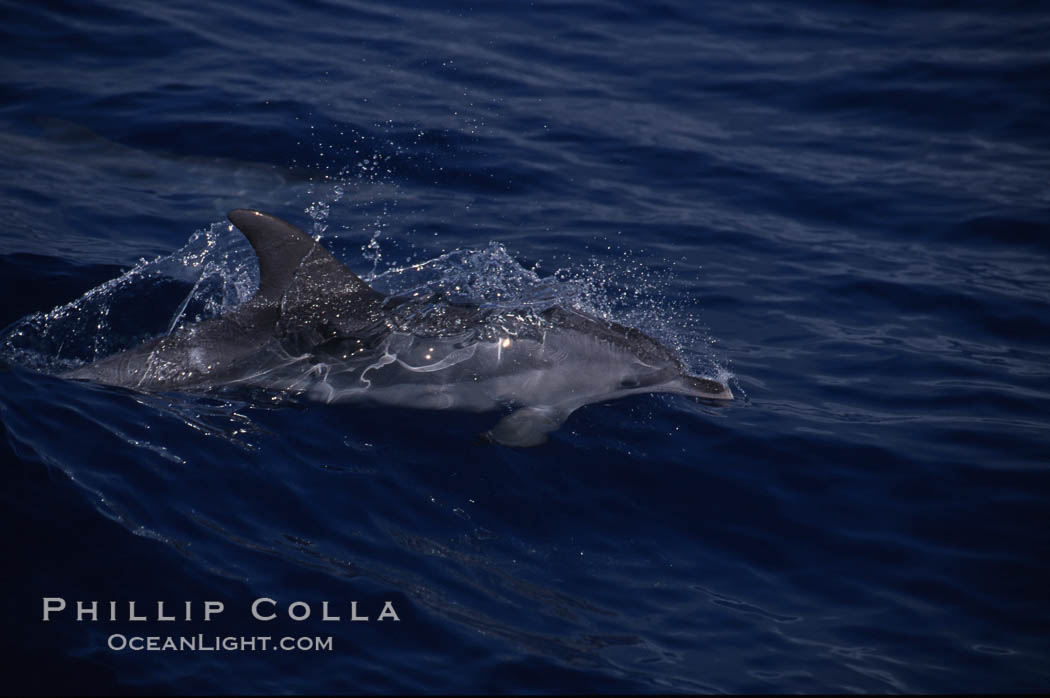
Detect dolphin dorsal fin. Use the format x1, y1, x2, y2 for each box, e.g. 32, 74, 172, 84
227, 209, 380, 305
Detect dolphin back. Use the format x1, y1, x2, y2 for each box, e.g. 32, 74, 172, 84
62, 211, 388, 389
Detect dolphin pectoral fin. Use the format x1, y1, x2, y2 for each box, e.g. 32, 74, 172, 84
480, 406, 569, 447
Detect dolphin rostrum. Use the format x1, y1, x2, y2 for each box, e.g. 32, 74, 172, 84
63, 210, 732, 446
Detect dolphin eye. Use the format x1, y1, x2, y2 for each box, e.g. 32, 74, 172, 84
619, 377, 640, 388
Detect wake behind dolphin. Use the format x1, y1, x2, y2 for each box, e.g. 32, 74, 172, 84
62, 210, 732, 446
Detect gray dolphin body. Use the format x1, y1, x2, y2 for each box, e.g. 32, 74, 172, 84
64, 210, 732, 446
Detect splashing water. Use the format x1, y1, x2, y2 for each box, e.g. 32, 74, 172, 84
0, 222, 258, 374
0, 213, 726, 391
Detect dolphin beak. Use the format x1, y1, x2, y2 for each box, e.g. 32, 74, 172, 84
680, 375, 733, 401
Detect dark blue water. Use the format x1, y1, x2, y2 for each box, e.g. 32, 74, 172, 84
2, 0, 1049, 693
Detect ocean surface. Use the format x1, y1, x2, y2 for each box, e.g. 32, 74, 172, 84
2, 0, 1049, 693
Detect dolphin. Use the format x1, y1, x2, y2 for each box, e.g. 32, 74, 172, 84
63, 210, 732, 446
